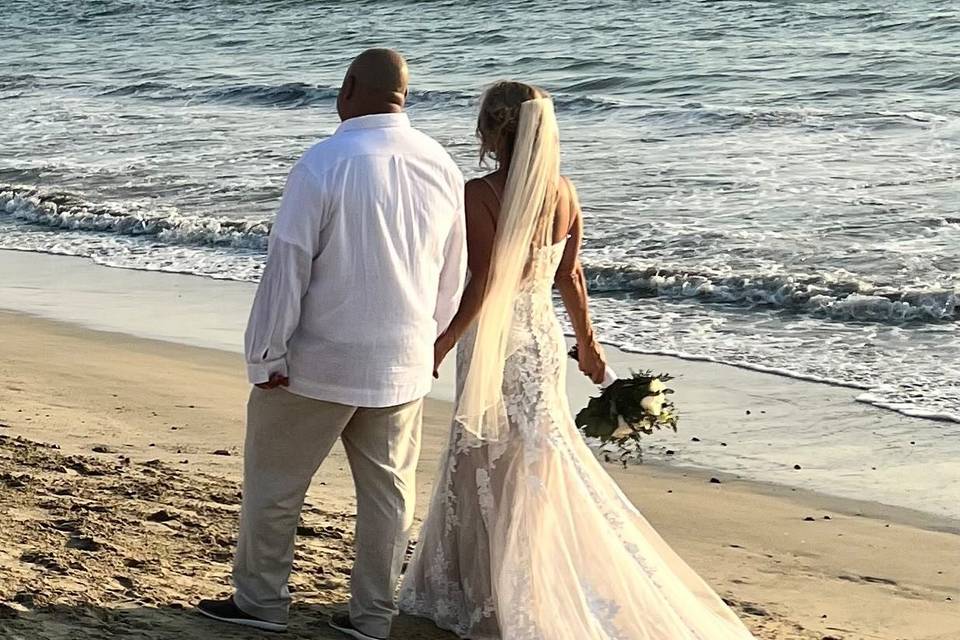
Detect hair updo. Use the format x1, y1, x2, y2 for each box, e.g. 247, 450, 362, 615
476, 80, 547, 166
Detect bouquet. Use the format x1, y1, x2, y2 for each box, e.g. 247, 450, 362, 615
569, 346, 679, 462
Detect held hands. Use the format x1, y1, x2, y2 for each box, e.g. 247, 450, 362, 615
433, 332, 456, 379
577, 339, 608, 385
255, 372, 289, 390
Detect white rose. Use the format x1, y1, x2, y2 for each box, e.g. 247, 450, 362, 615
648, 378, 666, 394
641, 394, 665, 417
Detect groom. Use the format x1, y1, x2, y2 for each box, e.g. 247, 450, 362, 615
198, 49, 466, 640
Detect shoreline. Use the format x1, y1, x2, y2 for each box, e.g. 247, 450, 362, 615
3, 245, 956, 424
5, 307, 958, 537
4, 305, 958, 537
1, 309, 958, 639
3, 248, 958, 522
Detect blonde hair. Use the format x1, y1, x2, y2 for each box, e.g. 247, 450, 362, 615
477, 81, 548, 165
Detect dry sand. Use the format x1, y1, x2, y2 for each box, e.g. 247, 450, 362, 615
1, 311, 958, 640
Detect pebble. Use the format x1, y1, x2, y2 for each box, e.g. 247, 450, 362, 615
146, 510, 176, 523
709, 477, 721, 484
66, 536, 104, 552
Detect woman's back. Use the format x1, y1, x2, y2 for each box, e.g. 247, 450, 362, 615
476, 172, 576, 247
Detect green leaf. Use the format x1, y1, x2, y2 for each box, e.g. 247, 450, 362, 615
575, 396, 618, 439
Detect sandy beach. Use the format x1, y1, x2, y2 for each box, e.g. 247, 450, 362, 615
1, 305, 958, 640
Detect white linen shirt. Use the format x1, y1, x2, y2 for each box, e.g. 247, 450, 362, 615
244, 112, 466, 407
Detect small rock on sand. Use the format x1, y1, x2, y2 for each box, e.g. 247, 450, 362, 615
66, 536, 104, 552
146, 510, 176, 523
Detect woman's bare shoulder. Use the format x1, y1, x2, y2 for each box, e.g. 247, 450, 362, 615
465, 174, 500, 222
466, 173, 499, 193
465, 176, 489, 192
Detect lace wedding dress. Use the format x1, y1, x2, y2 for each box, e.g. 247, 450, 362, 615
398, 240, 756, 640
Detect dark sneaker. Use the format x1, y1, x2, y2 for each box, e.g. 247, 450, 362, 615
328, 612, 386, 640
197, 596, 287, 633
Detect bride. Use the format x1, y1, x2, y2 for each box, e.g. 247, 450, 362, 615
398, 81, 756, 640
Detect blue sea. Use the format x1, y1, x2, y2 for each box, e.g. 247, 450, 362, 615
1, 1, 958, 426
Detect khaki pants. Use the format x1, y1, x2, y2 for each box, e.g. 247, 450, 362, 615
232, 387, 423, 639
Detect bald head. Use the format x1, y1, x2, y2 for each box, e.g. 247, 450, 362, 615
337, 48, 409, 121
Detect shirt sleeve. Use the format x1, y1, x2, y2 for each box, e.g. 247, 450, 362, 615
434, 178, 467, 335
244, 162, 326, 384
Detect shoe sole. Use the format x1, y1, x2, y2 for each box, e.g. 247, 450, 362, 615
198, 607, 288, 633
328, 620, 382, 640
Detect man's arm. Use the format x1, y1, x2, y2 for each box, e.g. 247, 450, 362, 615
244, 162, 326, 387
433, 180, 467, 337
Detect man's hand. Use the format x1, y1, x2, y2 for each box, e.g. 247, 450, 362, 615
433, 332, 456, 379
255, 373, 290, 390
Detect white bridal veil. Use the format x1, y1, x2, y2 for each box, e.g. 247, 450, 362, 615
454, 97, 561, 442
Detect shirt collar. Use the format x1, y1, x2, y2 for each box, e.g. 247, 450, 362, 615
336, 112, 410, 135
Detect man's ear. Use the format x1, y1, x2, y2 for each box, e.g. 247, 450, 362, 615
341, 75, 357, 101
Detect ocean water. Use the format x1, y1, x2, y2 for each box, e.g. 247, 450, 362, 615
2, 1, 958, 429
